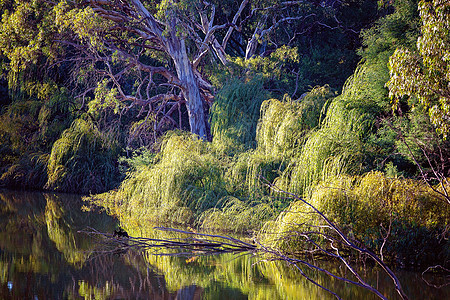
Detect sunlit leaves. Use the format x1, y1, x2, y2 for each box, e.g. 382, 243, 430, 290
54, 1, 108, 50
387, 0, 450, 138
88, 79, 123, 117
0, 0, 58, 89
231, 45, 299, 80
46, 118, 122, 194
269, 171, 449, 265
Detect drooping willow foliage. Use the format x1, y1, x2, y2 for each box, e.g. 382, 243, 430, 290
280, 63, 388, 195
90, 22, 447, 238
93, 132, 227, 225
46, 118, 121, 194
226, 86, 335, 199
0, 152, 49, 188
210, 77, 267, 156
263, 171, 449, 266
93, 84, 335, 231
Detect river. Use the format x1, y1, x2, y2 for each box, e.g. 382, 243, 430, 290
0, 189, 448, 299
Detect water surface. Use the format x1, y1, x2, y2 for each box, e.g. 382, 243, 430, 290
0, 190, 448, 299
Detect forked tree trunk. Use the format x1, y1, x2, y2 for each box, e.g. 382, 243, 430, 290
170, 38, 208, 140
131, 0, 208, 140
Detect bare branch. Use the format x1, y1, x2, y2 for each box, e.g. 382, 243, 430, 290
222, 0, 249, 49
385, 120, 450, 205
262, 178, 409, 300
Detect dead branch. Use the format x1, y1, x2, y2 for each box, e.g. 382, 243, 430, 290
386, 120, 450, 205
80, 219, 408, 300
421, 265, 450, 289
79, 227, 257, 256
262, 179, 409, 300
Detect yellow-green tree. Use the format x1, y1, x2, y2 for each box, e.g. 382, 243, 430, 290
387, 0, 450, 138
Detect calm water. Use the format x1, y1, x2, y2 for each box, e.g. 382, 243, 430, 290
0, 189, 448, 299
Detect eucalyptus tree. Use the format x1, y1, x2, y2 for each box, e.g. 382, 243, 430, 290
387, 0, 450, 139
1, 0, 366, 142
49, 0, 360, 140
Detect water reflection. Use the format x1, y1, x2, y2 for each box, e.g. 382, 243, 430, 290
0, 189, 448, 299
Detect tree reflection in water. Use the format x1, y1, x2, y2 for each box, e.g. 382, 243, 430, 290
0, 190, 448, 299
0, 190, 187, 299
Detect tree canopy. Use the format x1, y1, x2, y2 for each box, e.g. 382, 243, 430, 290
387, 0, 450, 138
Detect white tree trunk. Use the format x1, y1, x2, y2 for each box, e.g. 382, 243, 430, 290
167, 27, 208, 140
131, 0, 208, 140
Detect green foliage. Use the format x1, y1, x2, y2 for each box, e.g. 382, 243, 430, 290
278, 62, 392, 196
210, 78, 267, 155
231, 46, 299, 80
0, 0, 63, 100
387, 0, 450, 138
225, 86, 333, 199
360, 0, 420, 63
0, 1, 446, 270
0, 87, 74, 188
88, 79, 123, 117
93, 85, 342, 232
266, 171, 449, 266
0, 100, 42, 154
257, 86, 334, 158
46, 118, 121, 194
0, 152, 48, 189
93, 132, 228, 226
200, 196, 274, 233
389, 103, 450, 172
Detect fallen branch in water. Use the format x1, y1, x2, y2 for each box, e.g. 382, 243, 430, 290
80, 180, 411, 300
81, 221, 405, 300
79, 226, 257, 256
421, 265, 450, 289
262, 179, 409, 300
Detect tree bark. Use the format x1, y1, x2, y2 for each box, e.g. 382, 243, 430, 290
165, 21, 208, 140
131, 0, 208, 140
172, 43, 208, 140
